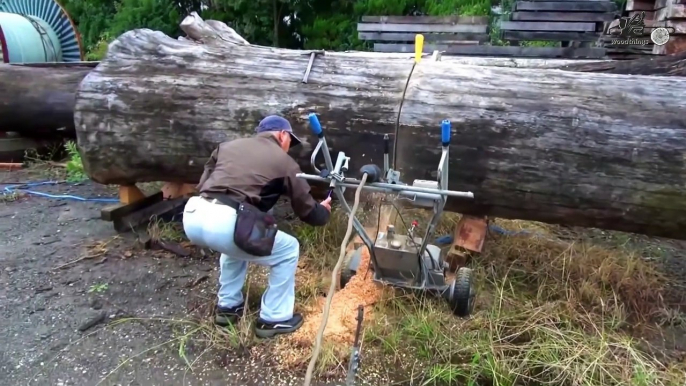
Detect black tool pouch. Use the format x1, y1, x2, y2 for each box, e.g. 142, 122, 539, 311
233, 201, 278, 257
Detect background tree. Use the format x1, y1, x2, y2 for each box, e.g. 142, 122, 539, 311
58, 0, 495, 59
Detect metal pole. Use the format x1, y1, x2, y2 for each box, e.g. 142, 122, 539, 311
296, 173, 474, 199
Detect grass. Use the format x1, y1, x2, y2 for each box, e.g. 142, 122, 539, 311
96, 203, 686, 385
280, 208, 686, 385
354, 216, 685, 385
21, 140, 87, 182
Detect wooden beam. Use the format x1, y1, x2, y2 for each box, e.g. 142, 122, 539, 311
360, 16, 489, 25
625, 0, 655, 11
503, 31, 601, 41
500, 21, 599, 32
446, 215, 488, 271
515, 1, 618, 12
358, 32, 490, 43
118, 185, 146, 204
357, 23, 488, 34
113, 197, 187, 233
511, 11, 616, 22
373, 43, 608, 58
101, 191, 164, 221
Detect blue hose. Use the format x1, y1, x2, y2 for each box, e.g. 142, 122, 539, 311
2, 181, 119, 203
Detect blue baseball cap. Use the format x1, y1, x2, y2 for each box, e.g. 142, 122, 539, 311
255, 115, 302, 148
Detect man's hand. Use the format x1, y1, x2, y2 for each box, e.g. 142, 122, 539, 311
320, 197, 332, 212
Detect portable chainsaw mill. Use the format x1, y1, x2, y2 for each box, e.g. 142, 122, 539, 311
296, 113, 477, 317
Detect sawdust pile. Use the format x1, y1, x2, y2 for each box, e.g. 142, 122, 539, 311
276, 246, 383, 368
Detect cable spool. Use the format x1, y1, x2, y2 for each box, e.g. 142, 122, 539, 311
0, 0, 84, 63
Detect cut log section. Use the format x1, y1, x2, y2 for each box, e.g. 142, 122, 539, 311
74, 14, 686, 240
0, 64, 92, 137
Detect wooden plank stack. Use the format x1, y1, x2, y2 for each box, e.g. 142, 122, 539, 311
500, 0, 616, 58
357, 16, 490, 53
620, 0, 686, 55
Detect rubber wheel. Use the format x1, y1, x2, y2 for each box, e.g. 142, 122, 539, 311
448, 267, 475, 317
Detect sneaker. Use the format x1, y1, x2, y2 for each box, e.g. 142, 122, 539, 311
254, 313, 304, 339
214, 303, 244, 327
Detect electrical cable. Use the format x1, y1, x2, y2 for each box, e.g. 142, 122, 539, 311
303, 173, 368, 386
391, 62, 417, 171
2, 181, 119, 203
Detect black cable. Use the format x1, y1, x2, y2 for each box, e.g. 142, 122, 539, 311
391, 62, 417, 171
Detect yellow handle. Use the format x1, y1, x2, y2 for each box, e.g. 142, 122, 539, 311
415, 34, 424, 63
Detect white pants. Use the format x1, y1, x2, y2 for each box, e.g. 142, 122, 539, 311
182, 196, 300, 322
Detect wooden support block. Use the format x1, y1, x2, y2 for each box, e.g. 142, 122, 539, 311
113, 197, 187, 233
101, 191, 164, 222
161, 182, 196, 199
118, 185, 146, 204
446, 215, 488, 271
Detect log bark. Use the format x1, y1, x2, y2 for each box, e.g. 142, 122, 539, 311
558, 51, 686, 76
74, 15, 686, 240
0, 64, 93, 137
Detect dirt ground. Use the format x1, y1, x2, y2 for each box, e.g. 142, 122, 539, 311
3, 170, 686, 386
0, 171, 351, 386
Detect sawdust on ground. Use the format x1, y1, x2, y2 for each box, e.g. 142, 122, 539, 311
276, 246, 382, 368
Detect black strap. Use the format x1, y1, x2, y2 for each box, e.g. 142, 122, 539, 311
201, 192, 240, 210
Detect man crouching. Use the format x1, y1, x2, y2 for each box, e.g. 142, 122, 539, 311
182, 115, 332, 338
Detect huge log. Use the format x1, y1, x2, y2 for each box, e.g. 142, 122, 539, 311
558, 51, 686, 76
74, 15, 686, 240
0, 63, 93, 137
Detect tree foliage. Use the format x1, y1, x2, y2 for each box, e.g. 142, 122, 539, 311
58, 0, 493, 59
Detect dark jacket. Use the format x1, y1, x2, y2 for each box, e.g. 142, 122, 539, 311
197, 132, 330, 226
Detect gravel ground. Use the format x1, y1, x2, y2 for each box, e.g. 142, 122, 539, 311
0, 172, 357, 386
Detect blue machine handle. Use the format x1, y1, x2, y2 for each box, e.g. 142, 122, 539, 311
308, 113, 323, 137
441, 120, 451, 146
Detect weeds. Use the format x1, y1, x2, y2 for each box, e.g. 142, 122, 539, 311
64, 141, 87, 182
147, 216, 186, 243
359, 218, 685, 385
0, 191, 20, 203
88, 283, 109, 293
21, 140, 87, 182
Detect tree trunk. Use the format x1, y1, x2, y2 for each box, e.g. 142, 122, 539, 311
557, 51, 686, 76
0, 64, 93, 138
74, 14, 686, 240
